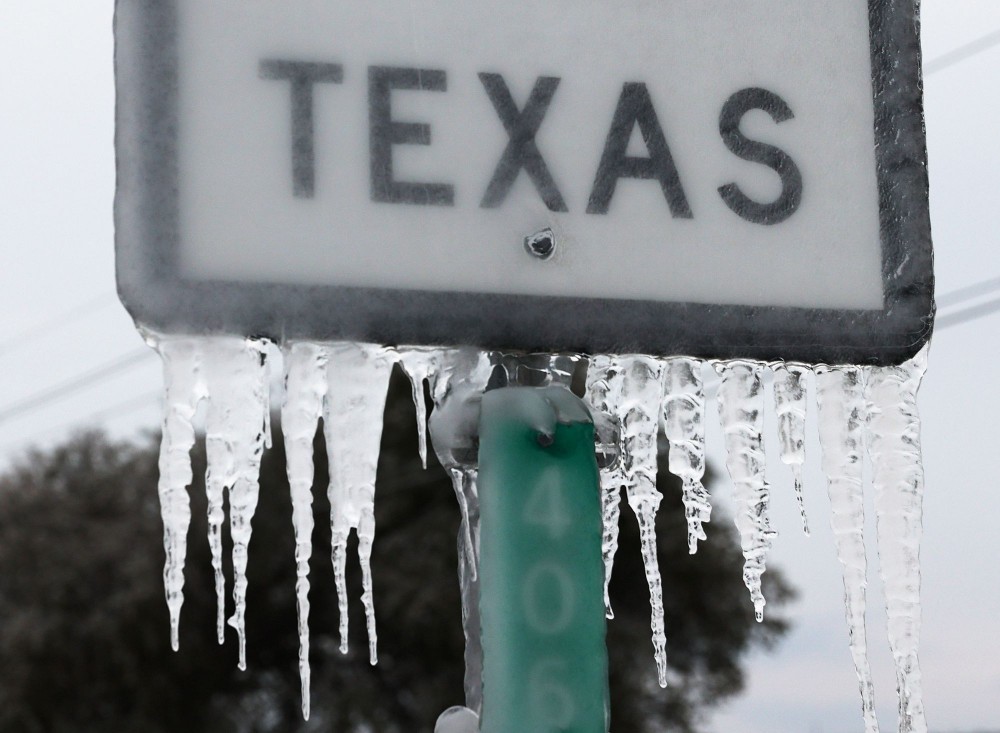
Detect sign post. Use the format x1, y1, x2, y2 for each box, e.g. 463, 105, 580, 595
478, 387, 608, 733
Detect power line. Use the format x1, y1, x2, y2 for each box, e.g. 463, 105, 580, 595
0, 390, 162, 457
0, 348, 155, 426
0, 292, 119, 358
925, 28, 1000, 76
935, 295, 1000, 330
936, 275, 1000, 308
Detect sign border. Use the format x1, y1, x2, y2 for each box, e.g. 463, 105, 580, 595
115, 0, 934, 366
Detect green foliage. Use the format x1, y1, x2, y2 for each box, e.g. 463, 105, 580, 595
0, 369, 792, 732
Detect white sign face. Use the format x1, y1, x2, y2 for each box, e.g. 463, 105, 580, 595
115, 0, 933, 364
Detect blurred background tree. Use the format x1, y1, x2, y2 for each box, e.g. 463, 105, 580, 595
0, 367, 793, 733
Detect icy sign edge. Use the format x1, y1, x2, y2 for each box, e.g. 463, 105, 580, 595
114, 0, 933, 367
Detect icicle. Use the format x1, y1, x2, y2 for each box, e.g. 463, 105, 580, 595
323, 342, 398, 664
281, 343, 329, 720
426, 348, 494, 714
453, 465, 484, 714
619, 357, 668, 687
716, 360, 776, 622
816, 365, 879, 733
428, 349, 495, 581
496, 352, 579, 387
588, 355, 668, 687
153, 337, 207, 651
661, 357, 710, 554
398, 348, 439, 469
773, 363, 811, 535
201, 338, 272, 671
865, 347, 929, 733
585, 355, 626, 619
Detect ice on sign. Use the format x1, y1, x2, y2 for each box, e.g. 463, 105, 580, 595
114, 0, 934, 732
149, 335, 930, 733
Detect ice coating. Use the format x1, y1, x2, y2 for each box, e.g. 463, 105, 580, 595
587, 355, 668, 687
281, 343, 328, 719
816, 365, 879, 733
425, 348, 493, 713
398, 348, 439, 469
715, 360, 776, 622
153, 338, 207, 651
425, 349, 493, 582
661, 358, 710, 554
144, 336, 932, 727
200, 338, 272, 671
772, 363, 810, 535
323, 342, 398, 664
584, 355, 626, 619
865, 347, 929, 733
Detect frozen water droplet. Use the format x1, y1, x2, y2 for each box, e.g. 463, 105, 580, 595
716, 360, 776, 622
816, 365, 879, 733
662, 357, 711, 554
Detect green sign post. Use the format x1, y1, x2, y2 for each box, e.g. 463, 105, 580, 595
478, 387, 609, 733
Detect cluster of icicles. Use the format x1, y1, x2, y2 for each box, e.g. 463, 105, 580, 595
151, 334, 928, 733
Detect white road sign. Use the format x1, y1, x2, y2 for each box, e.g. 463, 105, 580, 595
115, 0, 933, 364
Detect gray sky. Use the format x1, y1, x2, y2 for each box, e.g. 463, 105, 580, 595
1, 2, 999, 732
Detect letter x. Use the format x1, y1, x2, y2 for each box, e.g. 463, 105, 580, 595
479, 73, 568, 212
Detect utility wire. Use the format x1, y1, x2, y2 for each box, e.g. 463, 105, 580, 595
0, 390, 162, 457
0, 348, 155, 426
935, 295, 1000, 330
935, 275, 1000, 308
0, 292, 119, 359
924, 29, 1000, 76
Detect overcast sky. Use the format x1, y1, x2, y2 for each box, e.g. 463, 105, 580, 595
1, 2, 999, 732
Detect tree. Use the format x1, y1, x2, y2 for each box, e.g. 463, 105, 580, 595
0, 368, 793, 732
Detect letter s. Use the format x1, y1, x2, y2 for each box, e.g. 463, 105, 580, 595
718, 88, 803, 225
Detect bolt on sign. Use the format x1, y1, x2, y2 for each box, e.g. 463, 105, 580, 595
115, 0, 933, 365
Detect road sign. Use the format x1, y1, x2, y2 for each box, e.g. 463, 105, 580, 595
115, 0, 933, 365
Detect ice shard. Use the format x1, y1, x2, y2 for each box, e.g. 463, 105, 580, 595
716, 360, 776, 622
281, 343, 329, 719
587, 355, 668, 687
398, 348, 441, 469
153, 337, 207, 651
322, 343, 398, 664
816, 365, 879, 733
584, 355, 626, 619
200, 338, 272, 671
661, 357, 710, 554
426, 348, 494, 713
773, 363, 810, 535
865, 347, 929, 733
